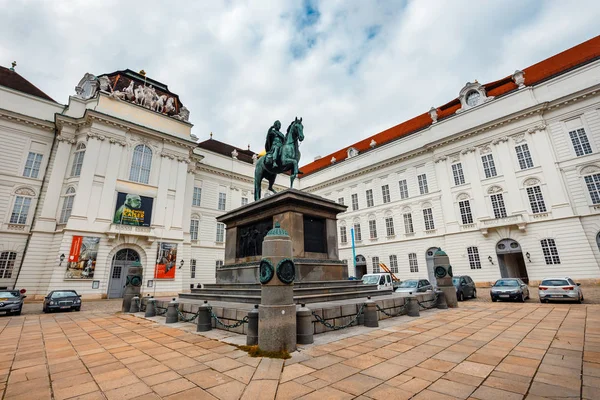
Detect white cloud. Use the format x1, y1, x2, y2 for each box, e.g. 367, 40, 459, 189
1, 0, 599, 164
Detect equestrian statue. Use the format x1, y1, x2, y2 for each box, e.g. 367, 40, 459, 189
254, 117, 304, 201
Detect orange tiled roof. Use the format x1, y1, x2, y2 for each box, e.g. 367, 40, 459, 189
299, 35, 600, 177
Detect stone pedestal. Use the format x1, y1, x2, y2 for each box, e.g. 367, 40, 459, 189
433, 249, 458, 308
122, 265, 143, 312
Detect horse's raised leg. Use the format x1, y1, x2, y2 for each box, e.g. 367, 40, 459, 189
268, 175, 277, 194
290, 173, 296, 188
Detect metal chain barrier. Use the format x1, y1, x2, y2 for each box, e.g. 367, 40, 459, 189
376, 303, 406, 318
208, 307, 249, 329
155, 306, 168, 316
417, 293, 439, 310
177, 309, 201, 323
312, 303, 366, 331
140, 301, 146, 312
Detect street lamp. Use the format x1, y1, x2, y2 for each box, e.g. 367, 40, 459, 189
487, 256, 494, 265
59, 253, 65, 266
525, 252, 531, 262
179, 259, 184, 269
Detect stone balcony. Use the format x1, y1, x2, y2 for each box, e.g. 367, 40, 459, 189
107, 223, 155, 242
478, 213, 527, 236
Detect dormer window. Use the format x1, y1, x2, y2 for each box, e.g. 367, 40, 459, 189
457, 81, 494, 113
347, 147, 359, 158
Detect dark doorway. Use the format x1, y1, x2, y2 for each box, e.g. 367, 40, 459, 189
108, 249, 141, 298
496, 239, 529, 283
425, 247, 440, 287
355, 254, 367, 279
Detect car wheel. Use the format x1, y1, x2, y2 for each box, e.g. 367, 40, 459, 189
459, 292, 464, 301
472, 290, 477, 299
12, 309, 21, 316
491, 297, 497, 302
539, 298, 544, 303
577, 295, 582, 304
74, 307, 81, 312
520, 293, 525, 303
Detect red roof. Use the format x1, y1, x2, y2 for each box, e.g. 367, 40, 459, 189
0, 66, 56, 102
300, 35, 600, 177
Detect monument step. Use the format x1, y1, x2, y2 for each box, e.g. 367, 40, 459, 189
199, 280, 365, 290
189, 284, 379, 297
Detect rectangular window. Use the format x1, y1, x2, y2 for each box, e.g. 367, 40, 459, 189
459, 200, 474, 224
481, 154, 497, 178
71, 150, 85, 177
467, 246, 481, 269
216, 260, 224, 269
241, 197, 249, 206
0, 252, 17, 279
389, 255, 398, 274
338, 197, 344, 206
372, 256, 380, 273
218, 193, 226, 211
190, 219, 199, 240
10, 196, 31, 224
23, 152, 43, 178
515, 144, 534, 169
418, 174, 428, 195
541, 238, 561, 265
398, 179, 409, 199
423, 208, 435, 230
340, 226, 347, 244
452, 163, 465, 186
59, 195, 75, 224
366, 189, 374, 207
190, 259, 196, 279
381, 185, 391, 203
369, 220, 377, 239
584, 174, 600, 204
351, 194, 359, 211
192, 187, 202, 207
490, 193, 507, 218
569, 128, 593, 157
408, 253, 418, 273
216, 223, 225, 242
527, 186, 547, 214
403, 213, 414, 234
385, 217, 395, 236
353, 223, 362, 241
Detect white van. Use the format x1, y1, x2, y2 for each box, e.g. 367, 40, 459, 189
361, 273, 394, 291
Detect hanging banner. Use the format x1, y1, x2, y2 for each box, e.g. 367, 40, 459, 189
155, 242, 177, 279
65, 236, 100, 279
113, 192, 154, 226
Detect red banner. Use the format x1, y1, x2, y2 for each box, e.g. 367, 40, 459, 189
68, 236, 83, 263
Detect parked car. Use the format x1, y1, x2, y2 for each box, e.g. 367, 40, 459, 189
453, 275, 477, 301
490, 278, 529, 302
395, 279, 434, 295
0, 289, 26, 316
361, 273, 394, 290
538, 277, 584, 303
43, 290, 82, 313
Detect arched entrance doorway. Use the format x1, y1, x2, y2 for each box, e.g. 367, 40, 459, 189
108, 249, 141, 298
496, 239, 528, 283
355, 255, 367, 279
425, 247, 440, 287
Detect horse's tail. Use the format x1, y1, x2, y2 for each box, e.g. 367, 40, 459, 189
254, 157, 263, 201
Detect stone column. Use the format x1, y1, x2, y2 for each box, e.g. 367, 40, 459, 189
97, 138, 125, 222
433, 248, 458, 308
71, 133, 104, 218
171, 158, 189, 230
154, 154, 174, 228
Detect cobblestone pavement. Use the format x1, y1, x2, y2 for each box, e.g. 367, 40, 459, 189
467, 284, 600, 304
20, 299, 123, 315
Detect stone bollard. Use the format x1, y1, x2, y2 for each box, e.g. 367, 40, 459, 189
196, 301, 212, 332
296, 304, 314, 345
247, 305, 259, 346
363, 297, 379, 328
406, 296, 420, 317
145, 297, 156, 317
128, 296, 140, 313
435, 290, 448, 309
165, 298, 179, 324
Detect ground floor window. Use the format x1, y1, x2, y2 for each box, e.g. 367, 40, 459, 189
190, 259, 196, 279
541, 238, 561, 264
467, 247, 481, 269
372, 256, 380, 273
389, 255, 398, 273
0, 252, 17, 279
408, 253, 418, 273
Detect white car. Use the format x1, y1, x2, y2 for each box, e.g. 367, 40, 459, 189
538, 277, 584, 303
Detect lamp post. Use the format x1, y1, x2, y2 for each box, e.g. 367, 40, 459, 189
179, 259, 184, 269
59, 254, 65, 266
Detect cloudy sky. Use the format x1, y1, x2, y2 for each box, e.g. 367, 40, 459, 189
1, 0, 599, 165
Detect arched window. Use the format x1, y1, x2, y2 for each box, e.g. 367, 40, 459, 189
129, 144, 152, 184
59, 187, 76, 223
190, 215, 200, 241
10, 189, 34, 225
0, 251, 17, 279
596, 232, 600, 251
70, 143, 86, 177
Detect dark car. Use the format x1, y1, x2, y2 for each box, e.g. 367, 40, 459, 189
43, 290, 82, 313
0, 290, 26, 315
490, 278, 529, 302
453, 275, 477, 301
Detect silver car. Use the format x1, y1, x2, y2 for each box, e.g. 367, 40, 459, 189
490, 278, 530, 302
395, 279, 433, 295
538, 277, 584, 303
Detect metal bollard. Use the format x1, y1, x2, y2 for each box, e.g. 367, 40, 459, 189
435, 290, 448, 309
129, 296, 140, 313
165, 298, 179, 324
196, 301, 212, 332
296, 304, 314, 345
363, 297, 379, 328
406, 296, 420, 317
247, 305, 259, 346
145, 297, 156, 317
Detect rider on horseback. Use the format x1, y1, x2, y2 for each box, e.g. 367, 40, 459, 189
265, 120, 285, 168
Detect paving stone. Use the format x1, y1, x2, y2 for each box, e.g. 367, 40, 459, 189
151, 377, 196, 397
275, 381, 314, 400
253, 358, 285, 380
471, 385, 523, 400
428, 378, 476, 399
419, 359, 457, 372
528, 381, 581, 398
281, 364, 316, 383
241, 379, 278, 400
331, 373, 382, 395
363, 384, 413, 400
186, 369, 233, 389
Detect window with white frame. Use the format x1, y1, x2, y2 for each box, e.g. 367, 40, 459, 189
403, 213, 414, 234
423, 208, 435, 230
216, 223, 225, 242
490, 193, 507, 218
452, 163, 465, 186
526, 186, 547, 213
541, 238, 561, 264
216, 260, 224, 268
569, 128, 593, 157
351, 194, 359, 211
190, 259, 196, 279
418, 174, 429, 195
381, 185, 391, 203
398, 179, 409, 199
23, 152, 43, 179
408, 253, 418, 273
385, 217, 395, 236
59, 187, 76, 224
459, 200, 474, 224
467, 246, 481, 269
366, 189, 374, 207
10, 196, 32, 224
192, 187, 202, 207
70, 143, 86, 177
515, 144, 534, 170
241, 197, 249, 206
129, 144, 152, 184
584, 173, 600, 204
481, 154, 497, 178
389, 255, 398, 273
218, 192, 226, 211
340, 226, 347, 244
353, 223, 362, 241
372, 256, 380, 273
369, 219, 377, 239
0, 252, 17, 279
190, 219, 199, 240
338, 197, 344, 206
